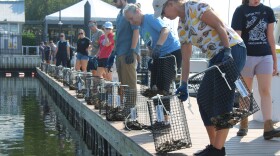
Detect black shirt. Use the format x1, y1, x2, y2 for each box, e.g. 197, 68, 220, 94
77, 37, 91, 56
231, 4, 276, 56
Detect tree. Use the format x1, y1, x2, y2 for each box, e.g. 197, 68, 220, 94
25, 0, 81, 21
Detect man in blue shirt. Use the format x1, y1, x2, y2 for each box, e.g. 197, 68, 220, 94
108, 0, 140, 90
123, 3, 182, 127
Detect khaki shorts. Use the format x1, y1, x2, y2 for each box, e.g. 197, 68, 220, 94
241, 55, 273, 78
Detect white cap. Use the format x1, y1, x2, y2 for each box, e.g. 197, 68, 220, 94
103, 21, 113, 29
153, 0, 168, 18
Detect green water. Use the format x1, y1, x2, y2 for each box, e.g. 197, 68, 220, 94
0, 77, 89, 156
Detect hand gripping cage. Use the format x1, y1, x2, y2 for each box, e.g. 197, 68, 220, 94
62, 68, 71, 86
188, 58, 260, 130
124, 91, 151, 130
54, 65, 64, 82
147, 95, 192, 153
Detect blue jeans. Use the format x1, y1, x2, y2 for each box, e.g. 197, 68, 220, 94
197, 43, 247, 126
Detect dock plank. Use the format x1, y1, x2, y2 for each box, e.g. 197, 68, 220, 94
37, 68, 280, 156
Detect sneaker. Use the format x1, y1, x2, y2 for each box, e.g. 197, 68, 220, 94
237, 128, 248, 136
193, 144, 212, 156
199, 146, 226, 156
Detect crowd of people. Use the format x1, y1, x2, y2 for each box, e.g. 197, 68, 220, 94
40, 0, 279, 155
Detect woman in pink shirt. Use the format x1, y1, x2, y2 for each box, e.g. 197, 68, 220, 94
96, 21, 115, 81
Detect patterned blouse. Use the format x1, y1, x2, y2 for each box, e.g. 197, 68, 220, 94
178, 1, 243, 59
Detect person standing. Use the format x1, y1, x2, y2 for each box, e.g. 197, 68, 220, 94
232, 0, 280, 139
44, 41, 51, 64
55, 33, 70, 67
89, 21, 104, 75
96, 21, 115, 81
49, 40, 57, 65
124, 4, 182, 126
39, 42, 45, 62
153, 0, 247, 155
107, 0, 140, 90
75, 29, 91, 72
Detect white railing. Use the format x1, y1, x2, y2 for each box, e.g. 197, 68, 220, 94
22, 46, 40, 55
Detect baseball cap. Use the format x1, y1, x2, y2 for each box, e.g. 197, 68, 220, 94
153, 0, 168, 18
103, 21, 113, 29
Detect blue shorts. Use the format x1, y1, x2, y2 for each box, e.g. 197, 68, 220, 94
76, 52, 89, 61
197, 43, 247, 126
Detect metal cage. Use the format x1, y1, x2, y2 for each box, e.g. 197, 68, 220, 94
62, 68, 71, 86
188, 58, 260, 129
147, 95, 192, 153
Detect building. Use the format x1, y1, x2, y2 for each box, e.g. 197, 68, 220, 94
0, 0, 25, 55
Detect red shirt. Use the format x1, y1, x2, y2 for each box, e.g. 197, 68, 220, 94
98, 33, 114, 59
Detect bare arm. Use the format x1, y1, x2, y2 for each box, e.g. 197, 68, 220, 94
131, 29, 139, 49
201, 9, 230, 48
181, 43, 193, 83
267, 23, 278, 75
157, 27, 169, 45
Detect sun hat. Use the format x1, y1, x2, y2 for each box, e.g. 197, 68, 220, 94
103, 21, 113, 29
153, 0, 168, 18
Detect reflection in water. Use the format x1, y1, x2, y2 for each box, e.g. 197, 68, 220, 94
0, 77, 88, 156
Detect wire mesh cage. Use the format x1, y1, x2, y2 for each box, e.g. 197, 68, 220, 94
41, 62, 48, 73
96, 78, 107, 110
91, 77, 104, 109
124, 91, 151, 130
82, 72, 93, 99
75, 72, 86, 99
84, 76, 99, 105
62, 68, 71, 86
47, 64, 56, 77
147, 95, 192, 153
142, 55, 177, 98
69, 70, 80, 90
54, 65, 64, 82
188, 58, 260, 130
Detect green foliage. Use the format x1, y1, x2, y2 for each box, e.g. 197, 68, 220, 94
25, 0, 81, 20
22, 32, 36, 46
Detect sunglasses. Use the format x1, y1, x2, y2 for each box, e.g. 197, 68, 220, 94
105, 28, 112, 30
113, 0, 117, 3
60, 35, 64, 37
79, 33, 83, 35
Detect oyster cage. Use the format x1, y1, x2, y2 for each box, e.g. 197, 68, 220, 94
124, 91, 151, 130
84, 76, 99, 105
54, 65, 64, 82
102, 83, 136, 122
92, 77, 104, 109
62, 68, 71, 86
188, 58, 260, 130
75, 72, 87, 99
147, 95, 192, 153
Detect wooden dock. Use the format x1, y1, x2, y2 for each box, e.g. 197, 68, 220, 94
37, 68, 280, 156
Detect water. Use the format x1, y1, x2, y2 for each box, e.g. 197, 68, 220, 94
0, 76, 90, 156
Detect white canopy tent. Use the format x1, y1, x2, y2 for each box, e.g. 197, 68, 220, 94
45, 0, 119, 25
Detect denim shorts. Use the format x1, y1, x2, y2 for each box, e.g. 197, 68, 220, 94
76, 52, 89, 61
197, 43, 247, 126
